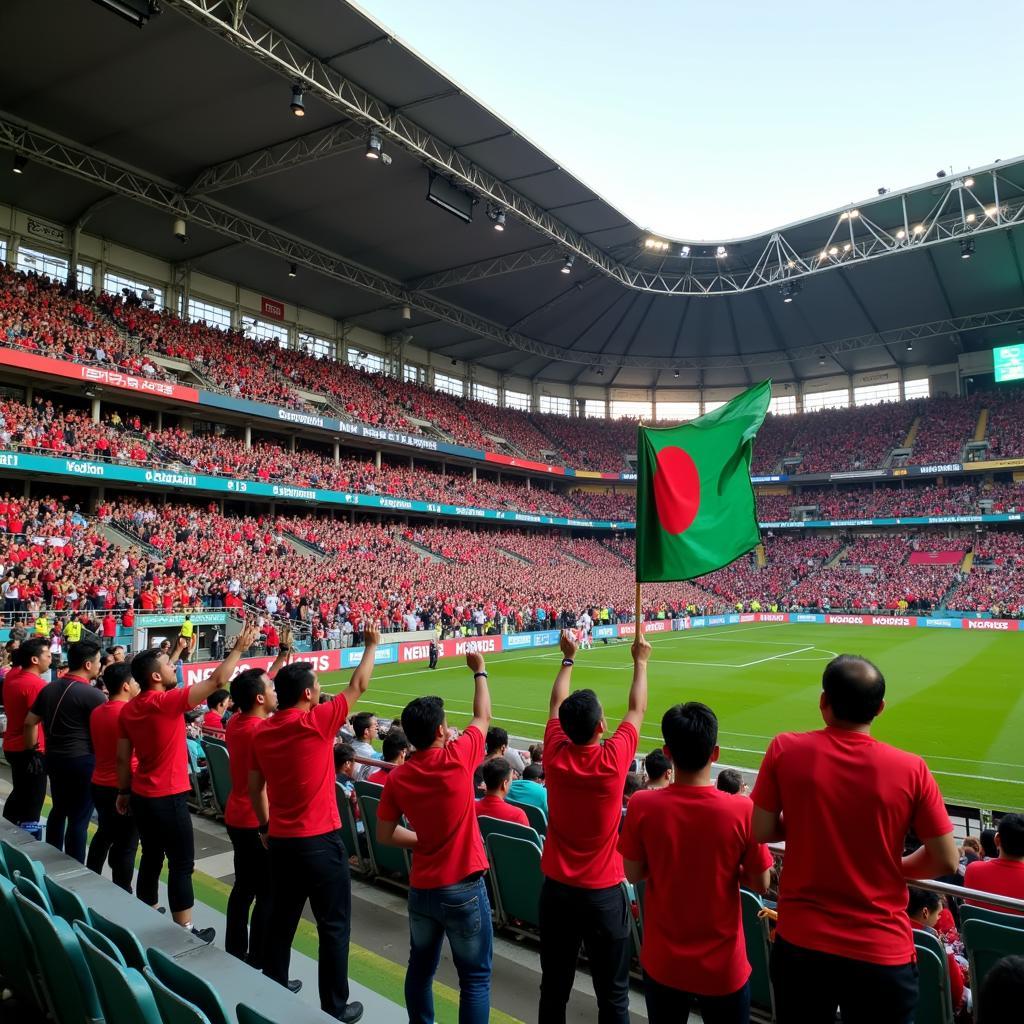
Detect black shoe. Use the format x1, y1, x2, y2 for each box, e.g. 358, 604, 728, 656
287, 980, 303, 994
190, 926, 216, 944
157, 907, 166, 915
335, 1003, 363, 1024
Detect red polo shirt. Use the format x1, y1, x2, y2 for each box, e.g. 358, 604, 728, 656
963, 858, 1024, 915
475, 795, 529, 827
251, 695, 349, 839
541, 717, 638, 889
224, 712, 264, 829
379, 726, 488, 889
619, 785, 773, 995
119, 684, 194, 798
1, 668, 48, 753
751, 727, 951, 965
90, 699, 137, 786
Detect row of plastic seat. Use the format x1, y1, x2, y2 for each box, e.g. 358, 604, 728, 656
0, 838, 283, 1024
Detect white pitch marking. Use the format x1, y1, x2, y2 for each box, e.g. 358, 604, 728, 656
736, 646, 815, 668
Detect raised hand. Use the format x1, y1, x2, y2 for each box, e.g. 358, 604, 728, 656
363, 623, 381, 647
559, 628, 578, 660
236, 619, 261, 652
466, 649, 486, 675
631, 633, 652, 665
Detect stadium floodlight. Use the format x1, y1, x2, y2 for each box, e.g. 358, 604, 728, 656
673, 369, 680, 378
680, 245, 691, 257
561, 254, 575, 274
986, 205, 999, 219
960, 239, 975, 260
288, 263, 297, 278
907, 342, 913, 352
12, 154, 26, 174
366, 130, 383, 159
913, 224, 924, 235
966, 213, 976, 224
290, 85, 305, 117
896, 229, 906, 240
716, 246, 727, 258
780, 281, 801, 304
486, 204, 506, 231
964, 177, 975, 188
819, 354, 826, 366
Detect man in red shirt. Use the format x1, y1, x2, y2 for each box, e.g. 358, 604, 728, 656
538, 629, 649, 1024
377, 651, 492, 1024
474, 757, 529, 827
223, 640, 292, 974
86, 662, 140, 892
964, 813, 1024, 914
751, 655, 958, 1024
117, 621, 260, 941
1, 636, 51, 829
620, 701, 772, 1024
249, 626, 381, 1024
202, 689, 230, 733
363, 728, 410, 787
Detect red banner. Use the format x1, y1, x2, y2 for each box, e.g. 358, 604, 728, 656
909, 551, 964, 565
619, 620, 671, 636
260, 297, 285, 321
181, 649, 343, 687
483, 452, 568, 476
0, 348, 200, 403
399, 640, 435, 663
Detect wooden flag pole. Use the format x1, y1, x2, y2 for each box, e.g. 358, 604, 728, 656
635, 581, 643, 637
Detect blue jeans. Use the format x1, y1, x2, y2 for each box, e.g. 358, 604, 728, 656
406, 875, 492, 1024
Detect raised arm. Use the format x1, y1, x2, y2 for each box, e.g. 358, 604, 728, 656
465, 649, 491, 736
548, 629, 578, 719
340, 624, 380, 710
266, 624, 293, 680
186, 619, 261, 710
169, 635, 188, 666
621, 633, 650, 732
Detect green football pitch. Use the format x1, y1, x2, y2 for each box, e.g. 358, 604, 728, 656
318, 623, 1024, 812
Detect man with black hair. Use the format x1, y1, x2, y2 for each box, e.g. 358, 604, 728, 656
509, 762, 548, 817
250, 626, 381, 1024
906, 888, 969, 1015
643, 749, 673, 790
365, 728, 410, 786
117, 621, 261, 942
25, 638, 105, 862
620, 702, 772, 1024
203, 688, 231, 731
752, 654, 958, 1024
978, 955, 1024, 1024
715, 768, 748, 796
475, 756, 529, 826
538, 628, 649, 1024
349, 710, 378, 761
964, 813, 1024, 913
376, 653, 493, 1023
223, 638, 292, 975
87, 662, 140, 891
1, 635, 52, 829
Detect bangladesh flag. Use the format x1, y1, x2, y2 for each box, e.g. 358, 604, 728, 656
636, 380, 771, 583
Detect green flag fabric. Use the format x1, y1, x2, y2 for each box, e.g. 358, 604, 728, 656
636, 380, 771, 583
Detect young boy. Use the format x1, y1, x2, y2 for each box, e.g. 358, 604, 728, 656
620, 701, 772, 1024
475, 756, 529, 826
906, 887, 969, 1016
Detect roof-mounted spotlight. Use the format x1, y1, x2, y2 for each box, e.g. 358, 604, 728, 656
287, 263, 297, 278
290, 85, 305, 117
964, 177, 975, 188
780, 280, 801, 304
818, 354, 826, 366
673, 369, 680, 378
365, 130, 383, 159
960, 239, 975, 260
486, 204, 506, 231
12, 155, 26, 175
561, 254, 575, 274
680, 245, 691, 257
906, 342, 914, 352
644, 237, 670, 252
716, 245, 728, 259
596, 367, 605, 376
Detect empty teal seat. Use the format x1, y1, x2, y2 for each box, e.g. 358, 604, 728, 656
76, 922, 164, 1024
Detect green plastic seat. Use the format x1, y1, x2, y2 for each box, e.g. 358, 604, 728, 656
507, 798, 548, 836
478, 815, 543, 852
203, 740, 232, 818
360, 794, 410, 882
486, 833, 543, 928
74, 919, 127, 966
620, 881, 642, 960
354, 777, 384, 801
89, 906, 149, 970
0, 871, 44, 1008
45, 873, 92, 925
740, 888, 775, 1018
146, 946, 231, 1024
12, 871, 52, 913
13, 888, 104, 1024
335, 781, 368, 873
913, 938, 954, 1024
963, 917, 1024, 997
0, 840, 9, 879
237, 1004, 284, 1024
960, 902, 1024, 931
143, 967, 214, 1024
1, 839, 46, 890
75, 923, 163, 1024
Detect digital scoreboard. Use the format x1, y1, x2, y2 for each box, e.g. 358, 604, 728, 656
993, 344, 1024, 383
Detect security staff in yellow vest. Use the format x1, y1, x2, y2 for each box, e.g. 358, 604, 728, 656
178, 615, 195, 661
63, 615, 83, 644
34, 614, 51, 638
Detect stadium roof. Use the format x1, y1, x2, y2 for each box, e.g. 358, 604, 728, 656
3, 0, 1024, 389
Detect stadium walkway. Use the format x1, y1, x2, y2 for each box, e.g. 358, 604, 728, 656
0, 769, 649, 1023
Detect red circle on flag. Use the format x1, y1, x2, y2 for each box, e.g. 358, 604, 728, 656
653, 446, 701, 534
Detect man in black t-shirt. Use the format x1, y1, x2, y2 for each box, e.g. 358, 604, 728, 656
25, 639, 105, 863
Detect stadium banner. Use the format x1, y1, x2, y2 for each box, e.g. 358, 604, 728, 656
962, 458, 1024, 473
483, 452, 568, 476
341, 644, 397, 667
181, 647, 345, 686
921, 618, 960, 628
752, 613, 1019, 632
0, 348, 200, 403
439, 635, 504, 658
136, 612, 226, 627
0, 450, 634, 531
592, 624, 618, 638
963, 618, 1020, 631
619, 619, 673, 636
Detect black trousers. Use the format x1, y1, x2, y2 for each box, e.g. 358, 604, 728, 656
643, 973, 751, 1024
3, 749, 48, 827
87, 783, 139, 892
538, 878, 632, 1024
264, 830, 351, 1017
46, 754, 95, 863
770, 936, 918, 1024
226, 825, 273, 968
131, 791, 195, 914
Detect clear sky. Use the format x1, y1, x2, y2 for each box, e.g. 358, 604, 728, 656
355, 0, 1023, 240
